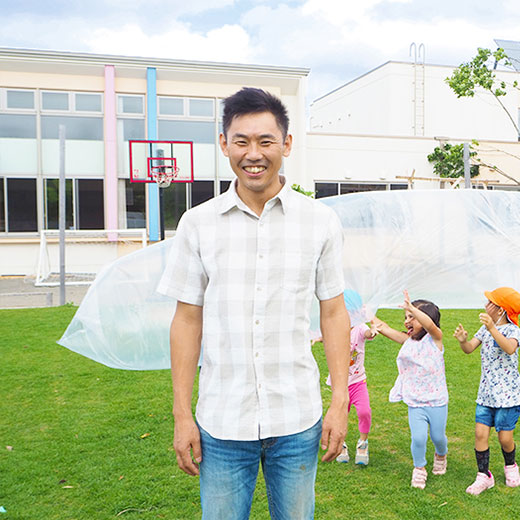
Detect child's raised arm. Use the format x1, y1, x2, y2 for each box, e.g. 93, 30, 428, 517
479, 313, 518, 355
371, 316, 408, 345
453, 323, 481, 353
402, 290, 442, 347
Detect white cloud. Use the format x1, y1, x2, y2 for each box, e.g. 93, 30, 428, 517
87, 23, 253, 63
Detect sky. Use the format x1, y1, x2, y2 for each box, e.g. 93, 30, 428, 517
2, 0, 520, 102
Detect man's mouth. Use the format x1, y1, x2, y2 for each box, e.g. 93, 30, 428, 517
243, 165, 267, 175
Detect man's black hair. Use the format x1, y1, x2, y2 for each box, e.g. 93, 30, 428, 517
222, 87, 289, 138
411, 299, 441, 340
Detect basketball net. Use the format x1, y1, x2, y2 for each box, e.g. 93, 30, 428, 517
150, 166, 180, 188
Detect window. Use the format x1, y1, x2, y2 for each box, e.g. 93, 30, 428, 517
0, 179, 4, 232
41, 116, 103, 140
76, 179, 104, 229
118, 95, 144, 114
42, 92, 69, 111
7, 178, 37, 232
189, 98, 214, 117
192, 181, 214, 207
159, 97, 184, 116
75, 93, 102, 112
7, 90, 34, 110
220, 180, 232, 193
315, 183, 338, 199
316, 182, 409, 198
45, 179, 74, 229
120, 118, 145, 141
340, 183, 387, 195
163, 183, 187, 231
0, 114, 36, 138
126, 181, 146, 228
158, 120, 214, 144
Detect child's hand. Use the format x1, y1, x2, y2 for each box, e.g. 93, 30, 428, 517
453, 323, 468, 342
365, 325, 379, 339
479, 313, 495, 331
399, 289, 413, 312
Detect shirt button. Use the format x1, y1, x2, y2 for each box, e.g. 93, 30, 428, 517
259, 254, 264, 259
255, 320, 260, 325
255, 352, 259, 357
257, 286, 261, 291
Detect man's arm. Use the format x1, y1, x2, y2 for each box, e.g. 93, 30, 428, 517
171, 301, 203, 476
319, 293, 350, 462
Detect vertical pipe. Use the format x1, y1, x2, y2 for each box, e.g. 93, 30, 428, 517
147, 67, 160, 241
464, 142, 471, 189
104, 65, 118, 239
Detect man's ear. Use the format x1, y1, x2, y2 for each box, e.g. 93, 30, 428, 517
283, 134, 293, 157
219, 133, 229, 157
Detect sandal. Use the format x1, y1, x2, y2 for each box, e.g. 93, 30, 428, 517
432, 453, 447, 475
411, 467, 427, 489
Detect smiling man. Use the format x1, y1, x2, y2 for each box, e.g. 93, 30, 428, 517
158, 87, 350, 519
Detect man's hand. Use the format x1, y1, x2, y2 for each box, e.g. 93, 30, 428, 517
320, 403, 348, 462
173, 416, 202, 476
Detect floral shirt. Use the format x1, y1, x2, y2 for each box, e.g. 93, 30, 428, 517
474, 323, 520, 408
389, 333, 448, 407
326, 324, 371, 387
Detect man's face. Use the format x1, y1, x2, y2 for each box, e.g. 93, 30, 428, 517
219, 111, 292, 201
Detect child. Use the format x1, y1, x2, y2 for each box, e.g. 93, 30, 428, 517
322, 290, 378, 465
453, 286, 520, 495
374, 290, 448, 489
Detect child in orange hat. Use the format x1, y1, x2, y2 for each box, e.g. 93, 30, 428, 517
454, 287, 520, 495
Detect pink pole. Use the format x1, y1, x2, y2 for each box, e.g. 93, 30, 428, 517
104, 65, 118, 239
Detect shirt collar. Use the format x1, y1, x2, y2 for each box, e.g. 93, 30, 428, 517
216, 175, 293, 215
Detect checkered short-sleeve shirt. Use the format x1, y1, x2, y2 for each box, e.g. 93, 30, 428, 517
157, 179, 345, 440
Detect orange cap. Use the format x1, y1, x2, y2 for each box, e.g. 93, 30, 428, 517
484, 287, 520, 326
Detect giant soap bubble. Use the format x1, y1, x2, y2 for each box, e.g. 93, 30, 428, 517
59, 189, 520, 369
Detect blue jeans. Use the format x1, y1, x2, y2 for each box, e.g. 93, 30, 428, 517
475, 404, 520, 431
199, 419, 322, 520
408, 405, 448, 468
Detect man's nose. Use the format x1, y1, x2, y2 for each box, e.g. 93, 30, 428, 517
245, 142, 262, 160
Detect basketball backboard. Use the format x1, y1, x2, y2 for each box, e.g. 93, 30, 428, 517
129, 140, 194, 183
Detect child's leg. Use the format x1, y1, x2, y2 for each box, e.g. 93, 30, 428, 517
349, 381, 372, 436
497, 430, 515, 455
426, 405, 448, 457
408, 407, 428, 468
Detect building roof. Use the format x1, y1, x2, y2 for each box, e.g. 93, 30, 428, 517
495, 39, 520, 71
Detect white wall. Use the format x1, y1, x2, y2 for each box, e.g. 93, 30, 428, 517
307, 132, 520, 189
310, 62, 520, 142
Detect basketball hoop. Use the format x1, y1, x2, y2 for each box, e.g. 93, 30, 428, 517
150, 166, 180, 188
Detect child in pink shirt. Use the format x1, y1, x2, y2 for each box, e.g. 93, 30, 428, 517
322, 290, 377, 465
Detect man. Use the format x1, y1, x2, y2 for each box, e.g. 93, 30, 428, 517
158, 87, 350, 519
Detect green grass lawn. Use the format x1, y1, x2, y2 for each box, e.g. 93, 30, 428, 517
1, 306, 519, 519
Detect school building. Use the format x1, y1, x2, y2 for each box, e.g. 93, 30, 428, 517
0, 48, 308, 276
2, 45, 520, 277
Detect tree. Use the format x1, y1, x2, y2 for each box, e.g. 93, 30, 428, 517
427, 142, 479, 178
291, 184, 315, 198
446, 47, 519, 135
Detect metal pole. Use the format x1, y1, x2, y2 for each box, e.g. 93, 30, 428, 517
463, 142, 471, 189
59, 125, 66, 305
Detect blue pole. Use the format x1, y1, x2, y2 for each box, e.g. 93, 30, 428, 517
147, 67, 159, 241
